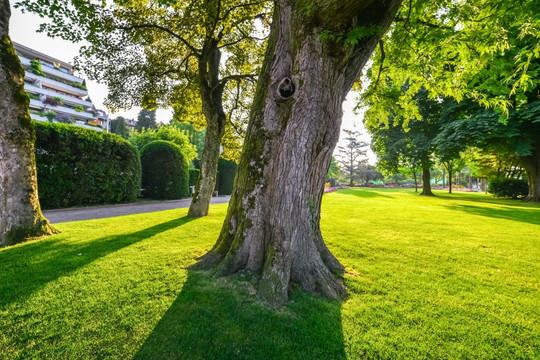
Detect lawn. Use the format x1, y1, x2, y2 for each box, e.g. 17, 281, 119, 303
0, 188, 539, 359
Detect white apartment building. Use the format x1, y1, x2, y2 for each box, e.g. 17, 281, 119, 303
14, 42, 109, 132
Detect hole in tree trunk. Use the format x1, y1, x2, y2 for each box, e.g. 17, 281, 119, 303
277, 77, 295, 99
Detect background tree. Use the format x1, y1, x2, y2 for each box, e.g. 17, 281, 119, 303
325, 157, 340, 186
17, 0, 270, 216
357, 164, 384, 186
361, 0, 539, 200
336, 130, 368, 186
367, 88, 442, 195
0, 0, 55, 246
192, 0, 403, 308
110, 116, 130, 139
135, 109, 157, 132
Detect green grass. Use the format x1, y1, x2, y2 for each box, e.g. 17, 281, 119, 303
0, 188, 539, 359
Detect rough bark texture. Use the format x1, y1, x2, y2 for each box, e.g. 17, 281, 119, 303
0, 0, 56, 247
188, 40, 226, 217
521, 143, 540, 202
420, 167, 433, 196
192, 0, 403, 308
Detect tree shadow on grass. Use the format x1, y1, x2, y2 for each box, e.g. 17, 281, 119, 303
445, 204, 540, 227
0, 216, 196, 308
134, 271, 346, 360
339, 187, 393, 199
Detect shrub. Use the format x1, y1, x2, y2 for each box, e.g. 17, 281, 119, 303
74, 105, 84, 112
130, 125, 197, 163
189, 168, 200, 187
217, 157, 238, 195
488, 178, 529, 199
34, 121, 141, 209
140, 140, 189, 199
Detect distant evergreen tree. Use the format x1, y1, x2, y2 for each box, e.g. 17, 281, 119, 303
111, 116, 130, 139
136, 109, 157, 132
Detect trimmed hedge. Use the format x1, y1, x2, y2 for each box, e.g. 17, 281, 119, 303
488, 178, 529, 199
140, 140, 189, 199
189, 169, 200, 187
34, 121, 141, 209
217, 158, 238, 195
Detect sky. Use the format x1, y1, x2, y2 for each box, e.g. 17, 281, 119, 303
9, 4, 377, 163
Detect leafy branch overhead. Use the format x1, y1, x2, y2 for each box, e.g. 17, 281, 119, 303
360, 0, 540, 124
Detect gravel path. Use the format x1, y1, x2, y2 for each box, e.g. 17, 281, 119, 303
42, 196, 231, 224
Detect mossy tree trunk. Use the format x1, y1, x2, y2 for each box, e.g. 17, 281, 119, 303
188, 39, 226, 217
420, 166, 434, 196
0, 0, 56, 247
192, 0, 403, 308
521, 142, 540, 202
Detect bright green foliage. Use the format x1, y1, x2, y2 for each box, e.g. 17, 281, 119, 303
0, 189, 538, 358
488, 178, 529, 199
130, 125, 197, 163
29, 59, 43, 76
361, 0, 540, 123
217, 157, 238, 195
140, 140, 189, 199
172, 121, 206, 160
34, 121, 141, 209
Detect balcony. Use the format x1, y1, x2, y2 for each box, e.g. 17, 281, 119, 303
19, 56, 83, 85
25, 83, 93, 108
29, 98, 97, 121
24, 71, 88, 97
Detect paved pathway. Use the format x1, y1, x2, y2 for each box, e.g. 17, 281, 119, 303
43, 196, 231, 224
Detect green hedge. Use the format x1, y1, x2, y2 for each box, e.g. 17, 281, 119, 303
140, 140, 189, 199
34, 121, 141, 209
488, 178, 528, 199
189, 169, 200, 187
217, 158, 238, 195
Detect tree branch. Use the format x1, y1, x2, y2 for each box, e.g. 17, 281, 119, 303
219, 1, 269, 22
117, 23, 202, 56
394, 17, 453, 30
217, 74, 258, 90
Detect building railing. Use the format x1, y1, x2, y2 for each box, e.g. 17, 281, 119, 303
24, 71, 88, 97
29, 98, 97, 121
25, 83, 93, 108
19, 56, 84, 85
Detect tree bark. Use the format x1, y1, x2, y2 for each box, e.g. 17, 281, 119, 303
0, 0, 56, 247
413, 170, 418, 192
521, 143, 540, 202
191, 0, 403, 308
188, 40, 226, 217
420, 167, 433, 196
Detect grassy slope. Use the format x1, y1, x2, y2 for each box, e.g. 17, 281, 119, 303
0, 188, 538, 359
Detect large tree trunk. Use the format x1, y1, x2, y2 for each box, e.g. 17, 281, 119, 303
420, 167, 434, 196
521, 143, 540, 202
188, 40, 226, 217
0, 0, 56, 247
191, 0, 403, 308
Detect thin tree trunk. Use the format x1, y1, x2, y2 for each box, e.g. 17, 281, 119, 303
188, 40, 226, 217
0, 1, 56, 247
191, 0, 403, 308
442, 168, 446, 187
521, 143, 540, 202
448, 165, 453, 194
420, 167, 434, 196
